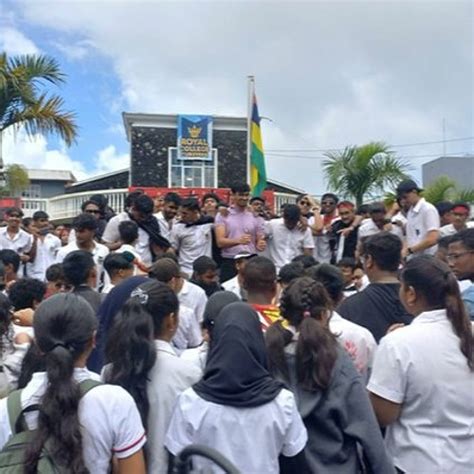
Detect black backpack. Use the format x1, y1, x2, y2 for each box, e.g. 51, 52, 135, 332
0, 379, 102, 473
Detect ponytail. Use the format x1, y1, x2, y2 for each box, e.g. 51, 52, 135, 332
104, 299, 156, 429
265, 321, 293, 383
401, 255, 474, 371
25, 294, 97, 473
272, 277, 338, 391
296, 317, 338, 390
25, 346, 86, 473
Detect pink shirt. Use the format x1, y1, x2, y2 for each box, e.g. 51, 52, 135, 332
215, 207, 265, 258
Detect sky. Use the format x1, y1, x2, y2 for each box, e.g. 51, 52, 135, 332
1, 0, 473, 194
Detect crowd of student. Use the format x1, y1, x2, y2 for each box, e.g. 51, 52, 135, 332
0, 179, 472, 473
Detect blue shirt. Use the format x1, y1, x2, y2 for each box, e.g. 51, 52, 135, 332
462, 284, 474, 321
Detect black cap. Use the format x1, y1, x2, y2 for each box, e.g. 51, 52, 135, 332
250, 196, 265, 204
396, 179, 423, 197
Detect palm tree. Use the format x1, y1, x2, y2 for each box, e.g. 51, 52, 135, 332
323, 141, 410, 208
422, 175, 474, 204
0, 52, 78, 174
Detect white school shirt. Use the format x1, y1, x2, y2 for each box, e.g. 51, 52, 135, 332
357, 219, 404, 242
0, 368, 146, 473
367, 309, 474, 473
439, 221, 474, 238
154, 212, 177, 240
165, 387, 308, 474
329, 311, 377, 379
0, 227, 33, 277
406, 198, 440, 256
55, 241, 110, 291
147, 340, 202, 474
178, 280, 207, 323
180, 341, 208, 373
172, 305, 203, 351
27, 233, 62, 281
170, 222, 213, 277
265, 218, 314, 272
222, 275, 242, 299
102, 212, 153, 265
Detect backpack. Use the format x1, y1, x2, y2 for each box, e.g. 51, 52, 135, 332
0, 379, 102, 473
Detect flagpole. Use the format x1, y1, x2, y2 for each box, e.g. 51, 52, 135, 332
247, 75, 254, 188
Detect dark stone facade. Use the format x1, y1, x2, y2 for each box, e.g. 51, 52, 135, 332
130, 127, 175, 187
130, 126, 247, 188
65, 170, 129, 193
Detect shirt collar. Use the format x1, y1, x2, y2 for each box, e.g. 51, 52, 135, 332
412, 197, 425, 213
155, 339, 178, 356
180, 279, 190, 295
411, 308, 447, 325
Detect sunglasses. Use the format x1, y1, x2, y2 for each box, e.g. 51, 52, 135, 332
8, 214, 21, 218
85, 209, 101, 214
299, 201, 310, 205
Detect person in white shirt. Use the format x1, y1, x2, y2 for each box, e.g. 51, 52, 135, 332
264, 204, 314, 272
439, 201, 474, 238
368, 255, 474, 473
221, 253, 255, 299
170, 198, 213, 277
166, 302, 308, 473
180, 290, 240, 372
0, 207, 33, 276
27, 211, 61, 281
0, 293, 146, 473
396, 179, 440, 258
308, 264, 377, 379
357, 202, 404, 249
154, 192, 181, 240
149, 257, 203, 348
103, 192, 170, 265
102, 253, 134, 295
56, 214, 109, 291
103, 281, 201, 474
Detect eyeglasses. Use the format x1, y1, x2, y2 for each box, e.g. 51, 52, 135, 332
85, 209, 101, 214
446, 251, 474, 261
322, 201, 335, 205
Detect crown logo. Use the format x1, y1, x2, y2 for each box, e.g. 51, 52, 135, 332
188, 125, 202, 138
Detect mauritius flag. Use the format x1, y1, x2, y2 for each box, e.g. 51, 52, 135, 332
250, 94, 267, 197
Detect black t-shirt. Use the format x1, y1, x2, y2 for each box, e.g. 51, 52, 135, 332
330, 220, 358, 262
337, 283, 413, 342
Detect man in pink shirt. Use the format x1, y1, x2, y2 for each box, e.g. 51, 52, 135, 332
215, 184, 266, 282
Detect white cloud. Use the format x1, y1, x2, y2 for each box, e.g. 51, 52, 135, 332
2, 128, 88, 180
52, 39, 94, 61
2, 128, 130, 182
93, 144, 129, 175
0, 26, 39, 55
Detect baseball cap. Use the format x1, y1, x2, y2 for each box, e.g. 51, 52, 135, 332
233, 253, 257, 261
396, 179, 423, 197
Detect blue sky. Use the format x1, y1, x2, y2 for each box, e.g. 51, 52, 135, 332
1, 0, 473, 193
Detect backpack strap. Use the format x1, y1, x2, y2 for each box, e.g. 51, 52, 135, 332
78, 379, 103, 397
6, 390, 23, 435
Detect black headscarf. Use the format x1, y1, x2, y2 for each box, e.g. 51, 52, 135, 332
128, 212, 171, 251
87, 275, 148, 372
194, 302, 284, 407
202, 291, 240, 331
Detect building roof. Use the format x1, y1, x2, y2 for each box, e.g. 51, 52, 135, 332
122, 112, 247, 141
27, 169, 76, 182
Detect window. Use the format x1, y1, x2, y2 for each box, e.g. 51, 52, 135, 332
21, 184, 41, 199
169, 147, 217, 188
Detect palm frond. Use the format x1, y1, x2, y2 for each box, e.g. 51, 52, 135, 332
9, 94, 78, 145
422, 176, 456, 204
455, 188, 474, 204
